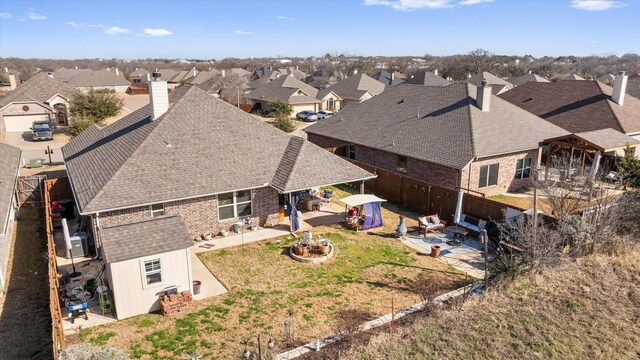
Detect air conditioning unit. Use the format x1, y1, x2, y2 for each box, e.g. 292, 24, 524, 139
62, 218, 89, 259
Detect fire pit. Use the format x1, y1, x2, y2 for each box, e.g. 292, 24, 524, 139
289, 235, 334, 263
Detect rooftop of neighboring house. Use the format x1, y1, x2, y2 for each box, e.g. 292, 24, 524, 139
507, 73, 550, 87
0, 72, 74, 108
405, 71, 450, 86
597, 73, 615, 85
306, 83, 568, 170
54, 68, 131, 87
157, 69, 181, 82
187, 69, 221, 85
498, 79, 640, 135
277, 67, 308, 80
0, 143, 21, 234
62, 85, 373, 214
226, 68, 251, 78
318, 73, 386, 101
373, 70, 405, 86
462, 72, 513, 94
561, 73, 586, 81
626, 78, 640, 100
246, 75, 320, 104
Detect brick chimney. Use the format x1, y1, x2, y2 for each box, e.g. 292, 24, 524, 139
148, 70, 169, 121
612, 71, 628, 106
476, 79, 491, 112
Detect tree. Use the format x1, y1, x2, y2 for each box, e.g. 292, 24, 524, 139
70, 89, 123, 124
269, 100, 295, 133
67, 114, 96, 138
618, 145, 640, 189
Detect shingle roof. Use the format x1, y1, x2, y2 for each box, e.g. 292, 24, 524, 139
246, 75, 320, 103
562, 74, 586, 81
373, 70, 405, 86
508, 73, 550, 87
306, 84, 568, 170
405, 71, 450, 86
462, 72, 513, 94
63, 85, 373, 213
0, 72, 75, 108
66, 69, 130, 87
0, 143, 21, 234
100, 215, 192, 263
597, 74, 615, 84
498, 80, 640, 134
627, 78, 640, 100
572, 128, 640, 152
318, 74, 386, 101
130, 69, 149, 78
157, 69, 180, 82
227, 68, 251, 78
187, 70, 220, 85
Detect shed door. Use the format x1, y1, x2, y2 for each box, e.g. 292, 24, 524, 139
4, 114, 49, 132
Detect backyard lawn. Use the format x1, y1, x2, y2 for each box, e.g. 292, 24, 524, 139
71, 186, 470, 359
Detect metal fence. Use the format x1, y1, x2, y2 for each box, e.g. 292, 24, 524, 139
346, 159, 525, 222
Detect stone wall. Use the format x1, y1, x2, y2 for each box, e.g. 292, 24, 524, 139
98, 187, 281, 239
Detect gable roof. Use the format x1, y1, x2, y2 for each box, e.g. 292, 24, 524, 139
508, 73, 550, 87
624, 78, 640, 100
462, 72, 513, 94
0, 72, 74, 108
63, 86, 373, 214
157, 69, 181, 82
373, 70, 405, 86
0, 143, 21, 234
562, 74, 586, 81
405, 71, 450, 86
498, 80, 640, 134
65, 69, 130, 87
318, 73, 386, 101
100, 215, 192, 263
187, 70, 221, 85
306, 83, 568, 170
246, 75, 320, 104
547, 128, 640, 153
130, 69, 149, 78
597, 74, 615, 84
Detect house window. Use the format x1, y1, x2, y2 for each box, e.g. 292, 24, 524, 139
327, 98, 335, 110
143, 259, 162, 287
479, 163, 499, 188
217, 190, 253, 220
150, 203, 165, 217
515, 158, 532, 180
396, 155, 407, 173
346, 145, 356, 160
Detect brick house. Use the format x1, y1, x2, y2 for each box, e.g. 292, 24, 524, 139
306, 82, 569, 197
62, 74, 374, 319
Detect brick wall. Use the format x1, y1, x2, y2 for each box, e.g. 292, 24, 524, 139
461, 149, 539, 197
308, 133, 460, 189
98, 187, 280, 239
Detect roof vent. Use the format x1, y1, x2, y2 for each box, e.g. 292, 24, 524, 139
398, 98, 407, 104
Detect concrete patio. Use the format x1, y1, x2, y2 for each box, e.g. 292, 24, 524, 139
400, 229, 487, 279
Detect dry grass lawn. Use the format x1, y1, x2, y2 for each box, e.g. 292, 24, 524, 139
345, 245, 640, 359
73, 185, 469, 359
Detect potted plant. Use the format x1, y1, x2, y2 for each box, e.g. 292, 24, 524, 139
203, 232, 212, 240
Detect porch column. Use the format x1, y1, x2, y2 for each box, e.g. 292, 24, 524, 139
360, 181, 365, 194
544, 144, 553, 180
288, 192, 294, 232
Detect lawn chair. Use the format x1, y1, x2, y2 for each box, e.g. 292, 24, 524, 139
321, 189, 333, 205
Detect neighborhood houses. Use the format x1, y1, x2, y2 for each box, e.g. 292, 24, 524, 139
1, 2, 639, 358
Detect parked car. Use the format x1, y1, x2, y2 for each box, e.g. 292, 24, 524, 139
296, 111, 318, 121
31, 121, 53, 141
317, 110, 333, 119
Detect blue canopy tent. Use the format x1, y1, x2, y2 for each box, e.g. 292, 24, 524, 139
341, 194, 386, 231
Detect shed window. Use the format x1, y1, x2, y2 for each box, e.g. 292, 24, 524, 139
347, 145, 356, 160
218, 190, 253, 220
479, 164, 499, 188
396, 155, 407, 173
515, 158, 532, 180
143, 259, 162, 286
150, 203, 165, 217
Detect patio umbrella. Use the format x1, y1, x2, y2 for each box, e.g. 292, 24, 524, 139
454, 190, 464, 224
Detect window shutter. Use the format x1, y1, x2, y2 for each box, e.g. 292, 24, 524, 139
479, 165, 488, 188
489, 164, 499, 186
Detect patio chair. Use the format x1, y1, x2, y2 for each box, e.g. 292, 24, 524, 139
418, 214, 446, 236
321, 189, 333, 204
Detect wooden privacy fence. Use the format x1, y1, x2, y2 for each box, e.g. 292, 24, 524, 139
346, 159, 525, 222
16, 175, 47, 206
45, 178, 70, 359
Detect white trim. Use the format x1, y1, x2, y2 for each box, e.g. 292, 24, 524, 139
150, 203, 165, 217
217, 190, 253, 221
140, 258, 163, 289
278, 175, 377, 194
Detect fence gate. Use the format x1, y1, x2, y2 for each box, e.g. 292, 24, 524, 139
16, 175, 46, 206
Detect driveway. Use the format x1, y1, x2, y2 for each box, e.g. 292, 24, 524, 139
1, 131, 68, 165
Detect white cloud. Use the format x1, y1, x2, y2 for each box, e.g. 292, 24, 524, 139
27, 10, 47, 20
0, 12, 11, 19
459, 0, 493, 5
144, 28, 173, 37
104, 26, 130, 35
88, 23, 106, 28
235, 30, 254, 35
65, 21, 84, 27
277, 15, 294, 20
570, 0, 627, 11
364, 0, 455, 10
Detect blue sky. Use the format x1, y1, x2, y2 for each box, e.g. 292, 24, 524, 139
0, 0, 638, 59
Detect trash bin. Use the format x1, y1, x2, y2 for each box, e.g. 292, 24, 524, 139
192, 280, 202, 295
58, 199, 76, 220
